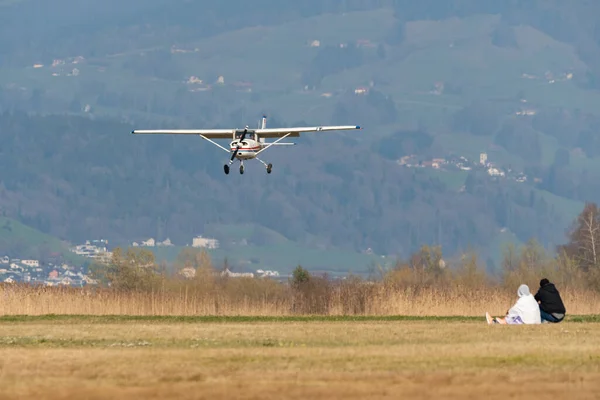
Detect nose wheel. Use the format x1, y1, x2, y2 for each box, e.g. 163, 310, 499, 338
224, 164, 230, 175
266, 163, 272, 174
240, 164, 244, 174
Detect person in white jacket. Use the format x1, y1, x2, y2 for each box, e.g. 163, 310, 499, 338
486, 284, 542, 325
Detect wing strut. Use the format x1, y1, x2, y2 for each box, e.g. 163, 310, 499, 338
255, 132, 293, 156
199, 134, 231, 153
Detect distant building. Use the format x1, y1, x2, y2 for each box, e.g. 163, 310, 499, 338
256, 269, 280, 278
141, 238, 155, 247
192, 236, 219, 249
488, 167, 505, 177
187, 76, 203, 85
156, 238, 174, 247
480, 153, 488, 165
221, 268, 253, 278
69, 240, 111, 263
179, 267, 196, 279
516, 109, 536, 116
22, 260, 39, 268
60, 277, 73, 286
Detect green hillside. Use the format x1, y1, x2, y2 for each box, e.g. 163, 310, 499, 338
0, 216, 86, 265
5, 9, 597, 129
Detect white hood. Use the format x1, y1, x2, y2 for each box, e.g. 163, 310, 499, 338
507, 284, 541, 324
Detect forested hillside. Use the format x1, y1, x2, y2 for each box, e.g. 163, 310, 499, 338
2, 0, 600, 272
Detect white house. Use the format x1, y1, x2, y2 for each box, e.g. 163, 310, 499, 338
179, 267, 196, 279
256, 269, 280, 278
488, 167, 505, 177
221, 269, 254, 278
480, 153, 488, 165
192, 236, 219, 249
156, 238, 174, 247
141, 238, 155, 247
22, 260, 40, 268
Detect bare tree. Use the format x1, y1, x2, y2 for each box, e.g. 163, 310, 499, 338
560, 202, 600, 272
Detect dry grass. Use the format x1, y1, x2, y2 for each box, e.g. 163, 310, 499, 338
0, 318, 599, 399
2, 242, 599, 317
1, 283, 599, 316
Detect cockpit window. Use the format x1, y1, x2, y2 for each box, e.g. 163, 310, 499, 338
235, 132, 255, 139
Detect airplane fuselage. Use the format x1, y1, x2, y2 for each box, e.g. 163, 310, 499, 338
229, 138, 263, 160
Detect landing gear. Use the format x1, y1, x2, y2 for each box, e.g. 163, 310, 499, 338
224, 158, 271, 175
255, 156, 272, 174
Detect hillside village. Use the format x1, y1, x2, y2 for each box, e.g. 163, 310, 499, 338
23, 35, 575, 115
0, 234, 281, 286
0, 255, 97, 286
398, 152, 529, 185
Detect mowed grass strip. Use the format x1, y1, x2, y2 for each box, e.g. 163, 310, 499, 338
0, 314, 599, 324
0, 320, 599, 399
0, 314, 482, 324
0, 320, 597, 351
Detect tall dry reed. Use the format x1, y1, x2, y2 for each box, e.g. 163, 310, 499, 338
1, 280, 598, 316
3, 242, 597, 317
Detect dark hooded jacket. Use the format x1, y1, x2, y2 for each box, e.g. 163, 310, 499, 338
534, 282, 566, 315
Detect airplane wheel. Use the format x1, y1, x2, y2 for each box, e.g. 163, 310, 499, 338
224, 165, 230, 175
266, 163, 272, 174
240, 165, 244, 174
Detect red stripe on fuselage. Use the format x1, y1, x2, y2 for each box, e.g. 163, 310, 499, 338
230, 146, 261, 151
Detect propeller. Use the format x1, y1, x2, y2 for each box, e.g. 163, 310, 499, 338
230, 126, 248, 161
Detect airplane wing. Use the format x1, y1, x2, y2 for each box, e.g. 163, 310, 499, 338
255, 125, 361, 138
131, 125, 361, 139
131, 129, 234, 139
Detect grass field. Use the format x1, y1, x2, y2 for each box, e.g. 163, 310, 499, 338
0, 315, 599, 399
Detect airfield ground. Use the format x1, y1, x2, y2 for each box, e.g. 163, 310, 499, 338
0, 316, 599, 399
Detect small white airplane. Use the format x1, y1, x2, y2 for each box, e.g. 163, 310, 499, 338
131, 116, 362, 175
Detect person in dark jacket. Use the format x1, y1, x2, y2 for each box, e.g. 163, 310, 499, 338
534, 278, 566, 323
